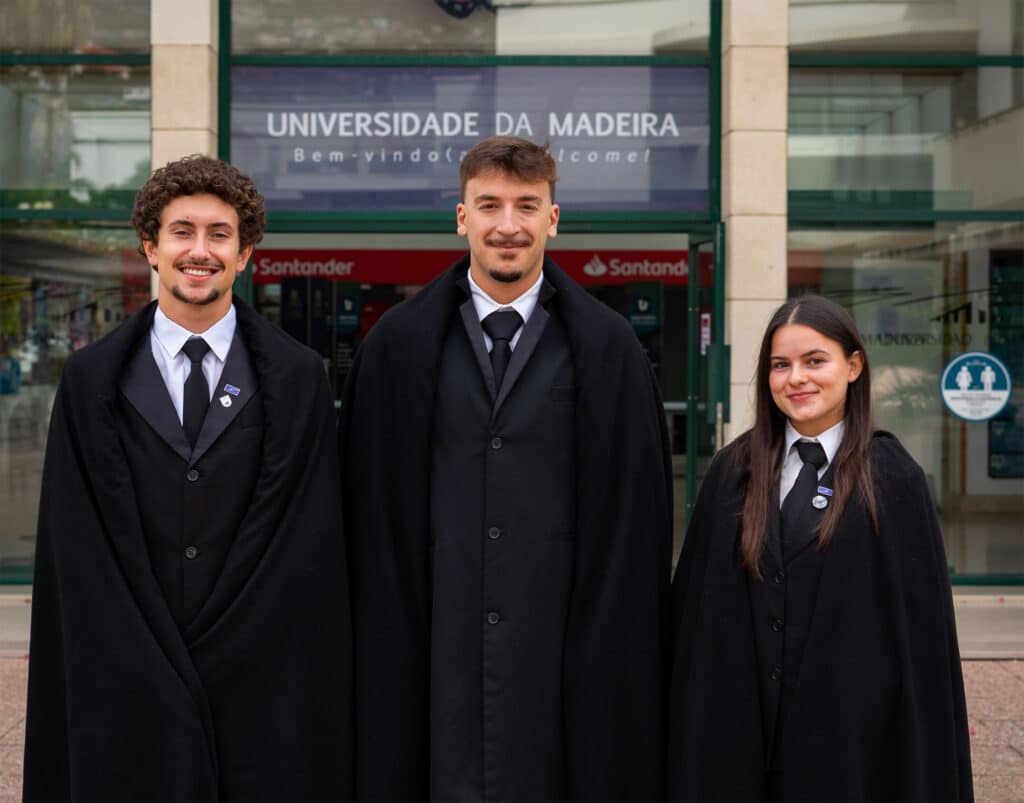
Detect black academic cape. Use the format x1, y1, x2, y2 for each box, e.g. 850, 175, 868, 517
668, 432, 973, 802
340, 255, 673, 801
24, 299, 353, 802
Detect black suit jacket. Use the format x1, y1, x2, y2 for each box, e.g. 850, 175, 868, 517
24, 299, 354, 802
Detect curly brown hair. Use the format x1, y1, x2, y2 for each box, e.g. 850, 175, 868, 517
131, 155, 266, 255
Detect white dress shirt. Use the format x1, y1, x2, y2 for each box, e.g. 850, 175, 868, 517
467, 268, 544, 352
779, 419, 845, 506
150, 305, 236, 425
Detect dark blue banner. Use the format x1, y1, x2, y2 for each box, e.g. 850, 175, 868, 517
231, 65, 709, 212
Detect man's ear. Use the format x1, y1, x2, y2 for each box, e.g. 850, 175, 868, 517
456, 203, 467, 237
143, 238, 158, 266
236, 243, 255, 273
548, 204, 560, 239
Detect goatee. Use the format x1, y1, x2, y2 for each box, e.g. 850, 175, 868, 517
172, 286, 223, 306
488, 269, 523, 284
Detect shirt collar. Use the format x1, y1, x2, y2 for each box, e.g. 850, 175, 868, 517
784, 419, 845, 466
466, 267, 544, 326
152, 304, 236, 362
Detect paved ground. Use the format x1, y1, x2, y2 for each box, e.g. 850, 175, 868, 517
0, 591, 1021, 800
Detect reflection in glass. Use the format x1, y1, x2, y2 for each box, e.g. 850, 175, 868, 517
232, 0, 707, 55
0, 224, 150, 581
788, 223, 1024, 576
234, 0, 496, 54
0, 66, 151, 211
0, 0, 149, 53
790, 0, 1024, 55
789, 68, 1024, 213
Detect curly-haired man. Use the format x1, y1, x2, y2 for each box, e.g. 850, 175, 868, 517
24, 155, 353, 801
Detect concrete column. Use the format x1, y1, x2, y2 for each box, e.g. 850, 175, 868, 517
150, 0, 218, 167
721, 0, 789, 442
148, 0, 219, 297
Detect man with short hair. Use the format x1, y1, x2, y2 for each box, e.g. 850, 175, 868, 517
341, 136, 672, 801
24, 155, 353, 801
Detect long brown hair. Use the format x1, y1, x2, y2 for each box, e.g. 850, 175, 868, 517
739, 294, 879, 578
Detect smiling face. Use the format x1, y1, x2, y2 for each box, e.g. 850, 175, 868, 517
768, 323, 864, 436
144, 193, 253, 331
457, 169, 559, 303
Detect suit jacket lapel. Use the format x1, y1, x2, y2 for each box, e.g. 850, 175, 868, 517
459, 297, 497, 400
493, 296, 551, 416
454, 274, 556, 414
190, 332, 258, 465
120, 339, 191, 463
765, 502, 785, 573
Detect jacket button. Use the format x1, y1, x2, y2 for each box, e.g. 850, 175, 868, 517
774, 570, 786, 584
770, 666, 782, 681
487, 527, 502, 540
490, 436, 503, 450
487, 611, 500, 625
186, 469, 199, 482
771, 618, 784, 632
184, 546, 199, 560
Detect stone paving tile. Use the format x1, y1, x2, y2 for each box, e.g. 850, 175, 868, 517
967, 691, 1024, 721
1002, 660, 1024, 684
0, 717, 23, 748
968, 718, 1024, 750
974, 772, 1024, 803
0, 745, 21, 803
962, 661, 1016, 698
970, 743, 1024, 776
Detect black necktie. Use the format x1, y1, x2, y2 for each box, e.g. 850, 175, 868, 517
182, 337, 211, 448
481, 309, 523, 392
780, 441, 828, 551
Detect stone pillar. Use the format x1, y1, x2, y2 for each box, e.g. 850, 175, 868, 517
148, 0, 219, 296
721, 0, 789, 442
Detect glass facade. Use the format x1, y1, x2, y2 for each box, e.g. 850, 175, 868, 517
0, 0, 150, 53
790, 0, 1024, 55
0, 223, 151, 580
789, 67, 1024, 214
232, 0, 708, 55
788, 224, 1024, 576
0, 65, 151, 210
2, 0, 1019, 581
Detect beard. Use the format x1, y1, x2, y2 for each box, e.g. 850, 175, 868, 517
484, 237, 531, 284
488, 267, 524, 284
172, 285, 223, 306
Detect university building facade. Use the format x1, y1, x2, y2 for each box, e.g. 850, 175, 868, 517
1, 0, 1022, 581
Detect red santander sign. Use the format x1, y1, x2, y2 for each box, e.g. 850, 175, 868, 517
250, 249, 711, 286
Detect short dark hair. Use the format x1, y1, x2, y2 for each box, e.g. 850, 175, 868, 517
131, 155, 266, 255
739, 293, 877, 577
459, 136, 558, 202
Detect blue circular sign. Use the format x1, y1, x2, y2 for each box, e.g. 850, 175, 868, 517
940, 351, 1012, 422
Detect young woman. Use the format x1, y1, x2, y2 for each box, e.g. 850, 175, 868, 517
668, 294, 973, 802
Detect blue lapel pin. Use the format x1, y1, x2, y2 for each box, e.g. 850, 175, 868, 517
223, 383, 240, 396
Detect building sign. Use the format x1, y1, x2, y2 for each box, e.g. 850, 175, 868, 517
231, 65, 709, 212
940, 351, 1012, 422
250, 249, 713, 287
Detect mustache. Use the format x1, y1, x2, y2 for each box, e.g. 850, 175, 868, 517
174, 258, 224, 270
485, 237, 530, 248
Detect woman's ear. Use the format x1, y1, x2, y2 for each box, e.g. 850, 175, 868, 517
848, 350, 864, 383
